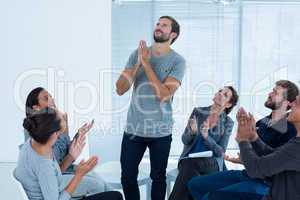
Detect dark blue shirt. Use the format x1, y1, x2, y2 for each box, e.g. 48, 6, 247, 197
241, 114, 297, 178
256, 114, 297, 148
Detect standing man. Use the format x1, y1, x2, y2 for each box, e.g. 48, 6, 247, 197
116, 16, 186, 200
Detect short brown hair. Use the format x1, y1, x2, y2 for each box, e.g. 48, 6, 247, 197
225, 86, 239, 114
276, 80, 299, 108
159, 16, 180, 44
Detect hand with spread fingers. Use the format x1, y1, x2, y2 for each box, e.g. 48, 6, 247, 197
69, 121, 94, 160
69, 133, 86, 161
78, 120, 94, 137
224, 152, 243, 164
61, 112, 69, 134
75, 156, 98, 177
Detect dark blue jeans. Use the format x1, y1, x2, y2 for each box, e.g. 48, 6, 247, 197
206, 191, 264, 200
187, 170, 268, 200
120, 133, 172, 200
81, 191, 123, 200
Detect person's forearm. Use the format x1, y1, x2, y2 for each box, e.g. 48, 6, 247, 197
182, 126, 197, 145
64, 174, 82, 195
143, 62, 171, 102
251, 137, 274, 156
239, 141, 266, 178
60, 154, 74, 172
203, 135, 225, 157
116, 64, 140, 95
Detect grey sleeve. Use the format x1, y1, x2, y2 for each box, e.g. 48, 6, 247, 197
203, 119, 234, 157
125, 49, 138, 69
167, 56, 186, 84
251, 137, 275, 156
239, 141, 300, 179
24, 129, 30, 142
37, 161, 71, 200
181, 108, 198, 145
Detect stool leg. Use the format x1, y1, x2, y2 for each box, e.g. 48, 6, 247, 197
146, 180, 151, 200
166, 177, 171, 198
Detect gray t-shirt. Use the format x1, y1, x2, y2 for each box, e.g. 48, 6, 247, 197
124, 48, 186, 137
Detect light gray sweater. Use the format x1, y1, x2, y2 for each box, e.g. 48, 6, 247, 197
14, 139, 71, 200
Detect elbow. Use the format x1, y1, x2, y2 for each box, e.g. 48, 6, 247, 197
156, 94, 166, 102
115, 82, 126, 96
116, 80, 131, 96
156, 94, 171, 102
215, 150, 224, 157
244, 161, 265, 179
181, 129, 194, 145
246, 169, 264, 179
182, 138, 191, 145
212, 146, 225, 157
116, 88, 124, 96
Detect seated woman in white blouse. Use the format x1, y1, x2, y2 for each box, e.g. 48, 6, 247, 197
14, 107, 123, 200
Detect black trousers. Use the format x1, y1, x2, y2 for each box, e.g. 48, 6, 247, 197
81, 191, 123, 200
120, 133, 172, 200
168, 157, 219, 200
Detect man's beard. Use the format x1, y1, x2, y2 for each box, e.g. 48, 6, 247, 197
153, 31, 170, 43
264, 99, 284, 110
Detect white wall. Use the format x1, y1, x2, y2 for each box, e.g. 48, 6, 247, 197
0, 0, 111, 162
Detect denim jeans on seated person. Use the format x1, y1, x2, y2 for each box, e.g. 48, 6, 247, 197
188, 170, 268, 200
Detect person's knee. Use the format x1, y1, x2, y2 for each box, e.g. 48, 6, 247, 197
92, 179, 106, 192
85, 191, 123, 200
104, 191, 123, 200
181, 159, 194, 167
121, 170, 138, 186
187, 177, 199, 193
207, 191, 235, 200
86, 172, 109, 192
81, 176, 106, 194
150, 168, 166, 182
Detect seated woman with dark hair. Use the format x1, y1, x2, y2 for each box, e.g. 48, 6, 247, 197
24, 87, 108, 197
169, 86, 239, 200
14, 107, 123, 200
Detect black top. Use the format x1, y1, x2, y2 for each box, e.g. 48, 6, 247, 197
256, 114, 297, 148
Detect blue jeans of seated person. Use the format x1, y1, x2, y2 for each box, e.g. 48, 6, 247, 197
120, 133, 172, 200
188, 170, 268, 200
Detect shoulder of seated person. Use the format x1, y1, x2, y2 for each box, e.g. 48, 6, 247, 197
225, 115, 234, 124
194, 106, 209, 113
